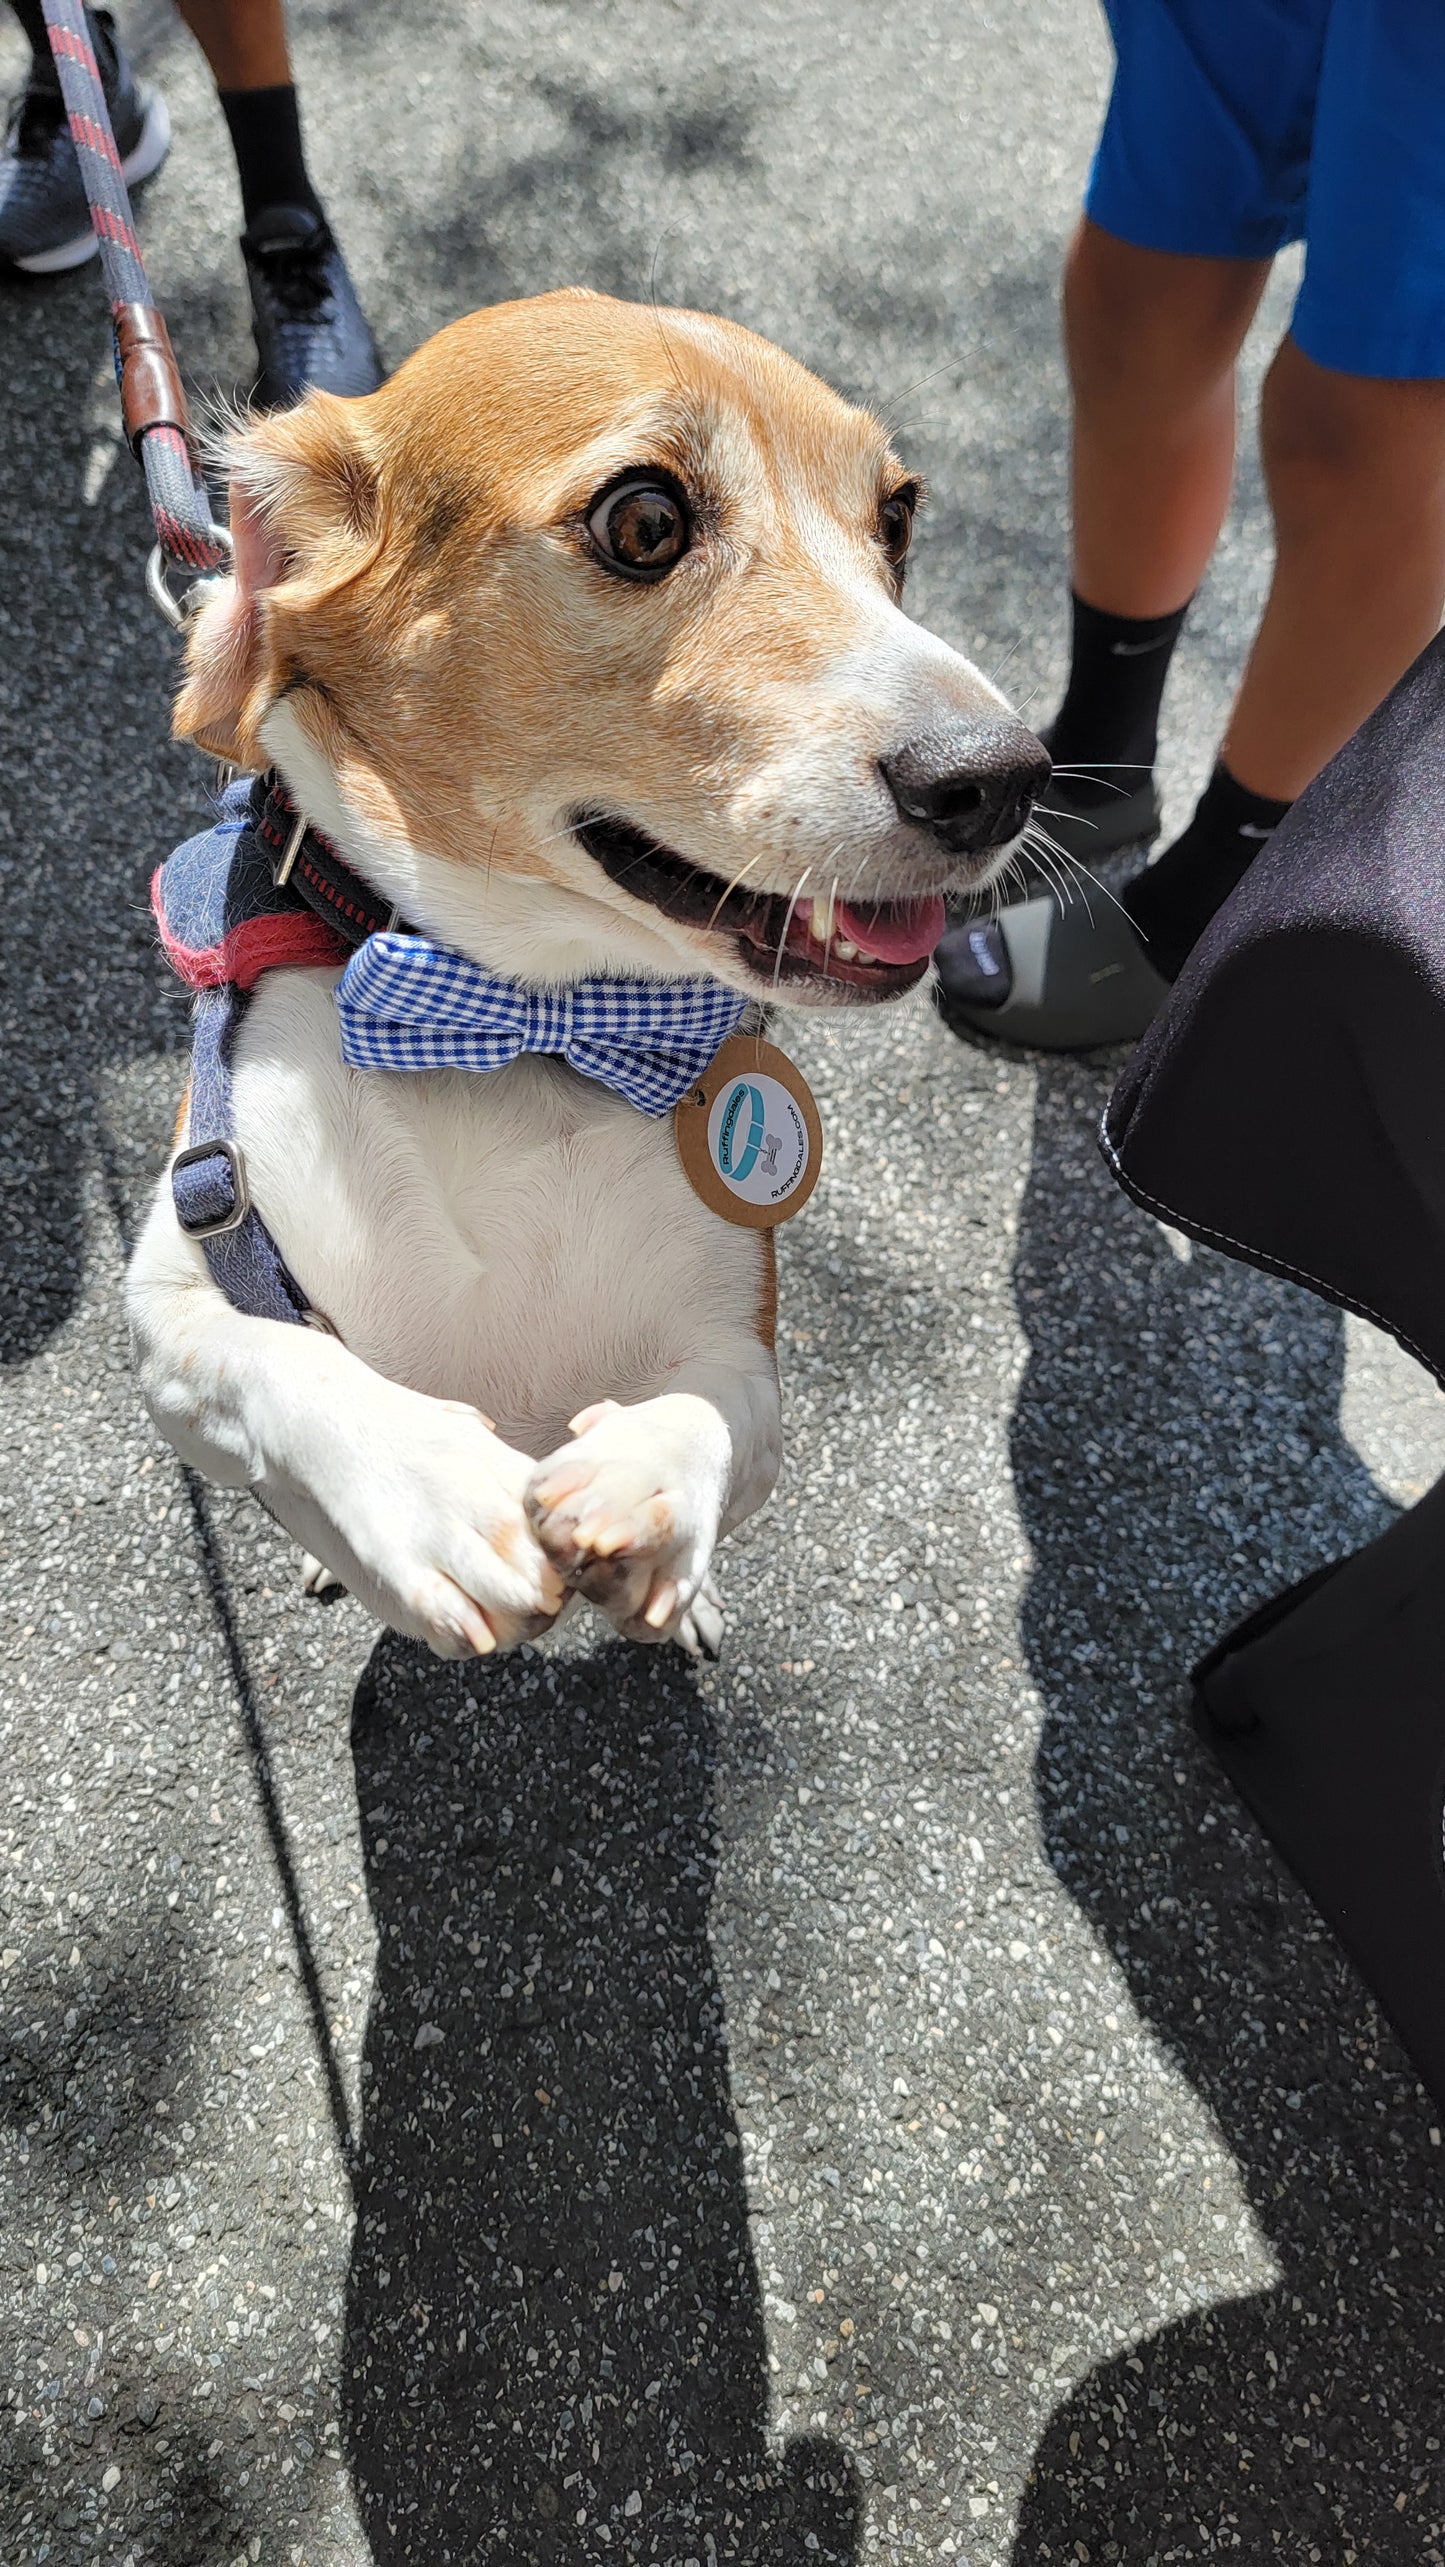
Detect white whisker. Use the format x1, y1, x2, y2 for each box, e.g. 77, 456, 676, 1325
770, 872, 812, 1000
1026, 826, 1138, 927
1019, 831, 1074, 919
1038, 801, 1100, 833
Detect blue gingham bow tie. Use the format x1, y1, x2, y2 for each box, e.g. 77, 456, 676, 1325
335, 934, 748, 1116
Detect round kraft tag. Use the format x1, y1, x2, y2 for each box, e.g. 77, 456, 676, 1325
674, 1033, 823, 1228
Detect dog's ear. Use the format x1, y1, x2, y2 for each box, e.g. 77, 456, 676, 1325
173, 393, 382, 766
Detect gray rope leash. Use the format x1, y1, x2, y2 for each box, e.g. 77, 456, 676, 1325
40, 0, 232, 611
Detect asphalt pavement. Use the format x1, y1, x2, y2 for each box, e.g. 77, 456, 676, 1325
4, 2, 1445, 2562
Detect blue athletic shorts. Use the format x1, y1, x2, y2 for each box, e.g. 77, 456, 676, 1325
1086, 0, 1445, 379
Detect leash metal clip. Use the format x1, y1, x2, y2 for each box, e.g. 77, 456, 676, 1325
146, 522, 235, 632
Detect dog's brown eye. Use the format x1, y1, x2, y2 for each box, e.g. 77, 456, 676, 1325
587, 477, 690, 578
880, 487, 917, 571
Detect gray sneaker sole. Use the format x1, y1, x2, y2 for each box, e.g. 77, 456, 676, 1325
11, 85, 169, 272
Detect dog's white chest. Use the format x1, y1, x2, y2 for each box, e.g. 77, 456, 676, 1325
230, 971, 769, 1453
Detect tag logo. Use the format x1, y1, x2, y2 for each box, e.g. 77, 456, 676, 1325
709, 1072, 809, 1208
718, 1079, 768, 1180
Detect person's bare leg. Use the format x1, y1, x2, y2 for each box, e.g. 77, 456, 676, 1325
1222, 337, 1445, 799
170, 0, 291, 93
1065, 219, 1271, 619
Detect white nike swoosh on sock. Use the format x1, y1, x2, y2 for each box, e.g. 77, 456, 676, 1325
1237, 821, 1277, 838
1109, 637, 1170, 656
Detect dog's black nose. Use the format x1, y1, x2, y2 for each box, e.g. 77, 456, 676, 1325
880, 718, 1051, 855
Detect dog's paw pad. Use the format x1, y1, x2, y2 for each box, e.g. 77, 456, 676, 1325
301, 1551, 346, 1600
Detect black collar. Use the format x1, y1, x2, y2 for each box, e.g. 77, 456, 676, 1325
253, 773, 415, 949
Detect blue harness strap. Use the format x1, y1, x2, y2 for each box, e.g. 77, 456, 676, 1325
161, 773, 374, 1329
172, 984, 315, 1326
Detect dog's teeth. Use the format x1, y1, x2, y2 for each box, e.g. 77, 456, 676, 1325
809, 894, 835, 943
834, 937, 860, 961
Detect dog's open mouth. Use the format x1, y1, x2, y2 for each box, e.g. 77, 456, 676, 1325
573, 812, 945, 991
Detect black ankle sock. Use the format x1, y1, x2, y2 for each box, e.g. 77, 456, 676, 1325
219, 84, 323, 231
11, 0, 116, 86
1123, 762, 1292, 980
1044, 591, 1190, 808
10, 0, 57, 69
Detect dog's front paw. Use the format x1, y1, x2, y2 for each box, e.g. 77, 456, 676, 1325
524, 1395, 728, 1646
302, 1394, 567, 1660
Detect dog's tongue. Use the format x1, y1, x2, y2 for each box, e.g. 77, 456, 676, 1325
835, 894, 946, 965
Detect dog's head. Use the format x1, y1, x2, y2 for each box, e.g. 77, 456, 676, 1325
179, 288, 1048, 1004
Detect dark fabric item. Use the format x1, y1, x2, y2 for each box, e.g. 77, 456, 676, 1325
1123, 761, 1293, 981
218, 82, 320, 229
1102, 623, 1445, 1392
1043, 590, 1190, 809
1193, 1472, 1445, 2117
1106, 628, 1445, 2124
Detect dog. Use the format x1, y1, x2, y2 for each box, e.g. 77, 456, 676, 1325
127, 289, 1048, 1662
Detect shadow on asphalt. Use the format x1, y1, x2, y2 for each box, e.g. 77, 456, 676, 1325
1006, 1061, 1445, 2562
398, 62, 764, 319
0, 1903, 256, 2563
341, 1628, 859, 2567
0, 261, 196, 1372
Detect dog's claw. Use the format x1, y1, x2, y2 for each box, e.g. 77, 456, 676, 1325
301, 1551, 346, 1600
644, 1576, 679, 1630
674, 1573, 724, 1660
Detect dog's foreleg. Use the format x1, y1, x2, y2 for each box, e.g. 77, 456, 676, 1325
523, 1354, 781, 1649
127, 1195, 565, 1658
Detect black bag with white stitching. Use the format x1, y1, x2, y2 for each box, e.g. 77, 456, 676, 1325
1103, 623, 1445, 1395
1102, 626, 1445, 2118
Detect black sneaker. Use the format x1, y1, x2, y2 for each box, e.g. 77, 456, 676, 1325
0, 8, 169, 274
241, 203, 384, 408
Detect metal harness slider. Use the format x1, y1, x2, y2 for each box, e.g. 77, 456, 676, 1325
171, 1137, 251, 1239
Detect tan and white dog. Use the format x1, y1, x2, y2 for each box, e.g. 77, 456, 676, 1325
128, 290, 1047, 1662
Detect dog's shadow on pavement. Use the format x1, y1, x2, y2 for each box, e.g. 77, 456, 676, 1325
340, 1627, 859, 2567
1007, 1061, 1445, 2562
